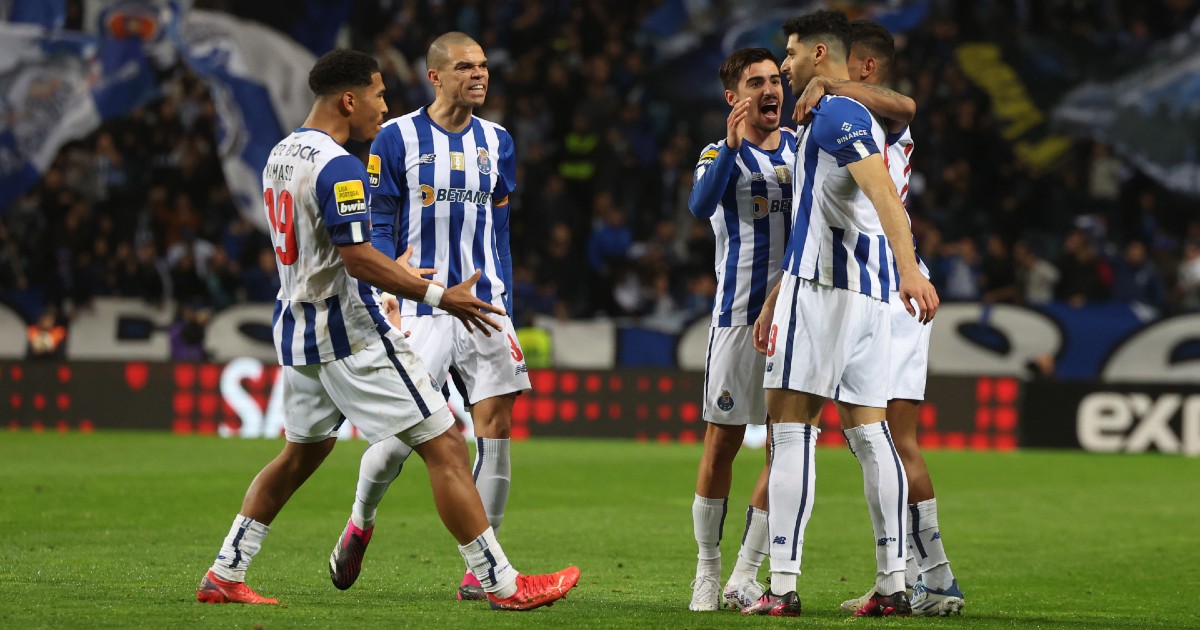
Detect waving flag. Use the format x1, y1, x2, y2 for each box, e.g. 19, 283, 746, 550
0, 22, 159, 212
173, 10, 316, 231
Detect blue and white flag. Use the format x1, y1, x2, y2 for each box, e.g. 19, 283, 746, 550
1, 0, 67, 29
174, 10, 315, 231
1052, 16, 1200, 198
0, 22, 158, 212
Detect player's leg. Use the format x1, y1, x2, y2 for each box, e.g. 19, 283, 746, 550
690, 421, 742, 611
452, 315, 531, 599
724, 430, 771, 610
199, 364, 343, 604
710, 327, 772, 610
335, 316, 449, 588
741, 389, 820, 616
889, 397, 964, 614
325, 330, 577, 610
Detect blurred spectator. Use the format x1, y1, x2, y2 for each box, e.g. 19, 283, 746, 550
1177, 240, 1200, 312
170, 304, 210, 362
27, 307, 67, 360
981, 235, 1020, 304
242, 249, 281, 302
1056, 229, 1110, 306
941, 237, 982, 301
1111, 240, 1167, 313
1013, 241, 1059, 305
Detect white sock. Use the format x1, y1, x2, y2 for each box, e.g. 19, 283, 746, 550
904, 505, 919, 588
352, 436, 413, 530
458, 526, 519, 598
844, 422, 909, 596
473, 438, 511, 532
909, 498, 955, 590
767, 423, 818, 595
210, 514, 269, 583
730, 506, 768, 582
692, 494, 727, 577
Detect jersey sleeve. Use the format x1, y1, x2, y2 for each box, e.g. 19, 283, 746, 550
493, 201, 513, 313
492, 130, 517, 206
315, 154, 371, 246
810, 96, 880, 167
687, 142, 737, 219
368, 126, 405, 259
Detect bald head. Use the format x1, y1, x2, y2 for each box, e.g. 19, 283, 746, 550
427, 31, 480, 71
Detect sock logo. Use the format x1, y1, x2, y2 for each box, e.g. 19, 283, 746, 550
773, 536, 787, 545
931, 531, 941, 541
877, 536, 898, 546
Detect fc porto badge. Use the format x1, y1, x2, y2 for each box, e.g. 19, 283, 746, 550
477, 147, 492, 175
717, 389, 735, 412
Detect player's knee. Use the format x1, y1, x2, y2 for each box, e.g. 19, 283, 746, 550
706, 424, 745, 461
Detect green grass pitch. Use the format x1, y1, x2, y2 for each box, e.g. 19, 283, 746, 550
1, 432, 1198, 629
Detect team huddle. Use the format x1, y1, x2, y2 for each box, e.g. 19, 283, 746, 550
193, 9, 963, 619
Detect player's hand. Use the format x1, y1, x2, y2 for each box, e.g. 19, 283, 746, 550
752, 307, 774, 355
794, 76, 829, 124
379, 293, 411, 337
899, 271, 940, 324
396, 245, 436, 279
726, 97, 751, 150
441, 270, 505, 336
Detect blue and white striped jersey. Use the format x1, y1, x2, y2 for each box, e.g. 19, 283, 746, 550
688, 130, 797, 327
884, 126, 931, 286
368, 108, 516, 317
262, 128, 383, 366
783, 95, 896, 302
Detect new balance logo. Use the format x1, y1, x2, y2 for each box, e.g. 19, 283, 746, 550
876, 537, 897, 546
773, 536, 787, 545
931, 531, 941, 541
515, 364, 528, 376
419, 153, 437, 163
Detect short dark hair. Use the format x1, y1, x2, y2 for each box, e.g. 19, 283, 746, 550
718, 48, 779, 91
781, 10, 851, 60
850, 19, 895, 74
308, 48, 379, 97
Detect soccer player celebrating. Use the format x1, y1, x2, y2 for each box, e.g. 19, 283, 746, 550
329, 32, 530, 601
684, 47, 795, 612
742, 10, 938, 617
794, 20, 966, 617
195, 48, 578, 610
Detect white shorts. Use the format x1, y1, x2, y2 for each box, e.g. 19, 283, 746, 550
406, 312, 531, 404
703, 325, 767, 426
762, 275, 891, 408
887, 295, 931, 401
281, 329, 452, 446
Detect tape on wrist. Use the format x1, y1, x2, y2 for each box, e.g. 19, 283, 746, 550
422, 283, 444, 308
379, 291, 395, 304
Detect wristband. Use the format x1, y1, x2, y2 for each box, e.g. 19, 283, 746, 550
423, 283, 444, 308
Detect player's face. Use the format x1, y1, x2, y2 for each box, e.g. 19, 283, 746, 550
781, 34, 817, 93
847, 46, 880, 85
349, 72, 388, 142
732, 60, 783, 132
436, 44, 489, 108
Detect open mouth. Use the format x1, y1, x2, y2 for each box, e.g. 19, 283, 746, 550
760, 101, 779, 119
468, 84, 486, 95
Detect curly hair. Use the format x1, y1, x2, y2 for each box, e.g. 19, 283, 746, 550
781, 10, 851, 60
719, 48, 779, 91
308, 48, 379, 96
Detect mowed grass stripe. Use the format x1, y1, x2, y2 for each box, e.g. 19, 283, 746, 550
0, 433, 1197, 629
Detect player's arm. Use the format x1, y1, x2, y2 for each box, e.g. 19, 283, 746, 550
752, 279, 784, 354
846, 155, 938, 323
319, 155, 503, 334
796, 77, 915, 134
494, 131, 517, 314
367, 128, 403, 260
688, 99, 751, 219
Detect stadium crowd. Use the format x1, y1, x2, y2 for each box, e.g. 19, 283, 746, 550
3, 0, 1199, 361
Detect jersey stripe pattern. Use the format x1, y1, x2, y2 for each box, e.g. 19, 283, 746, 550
884, 126, 931, 286
263, 128, 383, 366
783, 95, 896, 302
369, 108, 516, 317
690, 130, 796, 326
